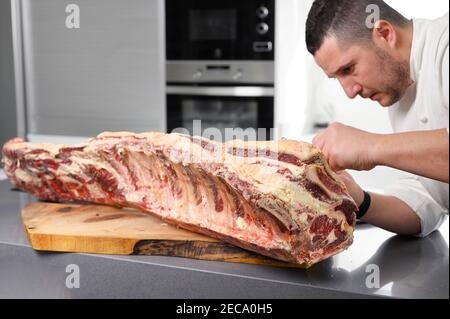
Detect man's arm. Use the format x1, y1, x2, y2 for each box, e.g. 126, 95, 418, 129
360, 193, 421, 235
312, 123, 449, 183
337, 171, 421, 235
374, 129, 449, 183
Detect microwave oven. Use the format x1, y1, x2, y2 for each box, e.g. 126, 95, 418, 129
166, 0, 275, 61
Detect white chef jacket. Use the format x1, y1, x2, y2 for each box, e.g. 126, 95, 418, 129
385, 13, 449, 237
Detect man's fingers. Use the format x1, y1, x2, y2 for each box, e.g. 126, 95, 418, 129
313, 130, 340, 170
312, 134, 319, 146
322, 146, 341, 172
321, 145, 330, 163
329, 155, 346, 172
327, 149, 343, 171
312, 132, 325, 150
328, 159, 340, 172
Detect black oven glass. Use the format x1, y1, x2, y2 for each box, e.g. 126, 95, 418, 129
182, 98, 257, 132
166, 0, 275, 60
189, 10, 237, 41
167, 95, 274, 141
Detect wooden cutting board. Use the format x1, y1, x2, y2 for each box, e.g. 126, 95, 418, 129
21, 202, 306, 268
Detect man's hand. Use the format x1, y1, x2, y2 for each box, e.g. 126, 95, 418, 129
313, 123, 449, 182
335, 170, 364, 206
335, 170, 421, 235
312, 122, 380, 172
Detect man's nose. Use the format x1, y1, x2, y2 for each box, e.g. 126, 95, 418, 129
338, 77, 363, 99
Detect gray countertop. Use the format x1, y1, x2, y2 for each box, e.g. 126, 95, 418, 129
0, 179, 448, 299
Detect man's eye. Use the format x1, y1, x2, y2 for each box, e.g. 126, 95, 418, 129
342, 65, 354, 75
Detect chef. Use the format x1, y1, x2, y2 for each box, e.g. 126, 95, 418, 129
305, 0, 449, 236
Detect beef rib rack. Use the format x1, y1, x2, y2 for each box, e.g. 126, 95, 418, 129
2, 132, 357, 266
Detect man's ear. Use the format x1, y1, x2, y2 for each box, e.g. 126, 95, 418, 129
372, 20, 397, 49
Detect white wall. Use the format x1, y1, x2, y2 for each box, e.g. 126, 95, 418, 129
386, 0, 449, 20
274, 0, 310, 140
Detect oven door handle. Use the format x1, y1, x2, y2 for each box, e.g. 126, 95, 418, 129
166, 86, 274, 97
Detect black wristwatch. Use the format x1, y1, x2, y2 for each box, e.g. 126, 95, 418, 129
356, 191, 371, 220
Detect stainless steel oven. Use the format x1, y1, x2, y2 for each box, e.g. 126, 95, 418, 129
165, 0, 275, 61
165, 0, 275, 141
166, 86, 274, 140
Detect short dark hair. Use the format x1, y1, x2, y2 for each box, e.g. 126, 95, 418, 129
306, 0, 409, 55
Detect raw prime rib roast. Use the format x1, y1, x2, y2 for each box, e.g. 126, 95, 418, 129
2, 132, 357, 266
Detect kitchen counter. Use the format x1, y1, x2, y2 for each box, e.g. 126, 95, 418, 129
0, 179, 448, 299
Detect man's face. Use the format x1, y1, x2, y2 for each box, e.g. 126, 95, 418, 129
314, 36, 411, 107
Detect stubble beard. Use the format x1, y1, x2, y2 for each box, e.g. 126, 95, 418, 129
374, 47, 411, 106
